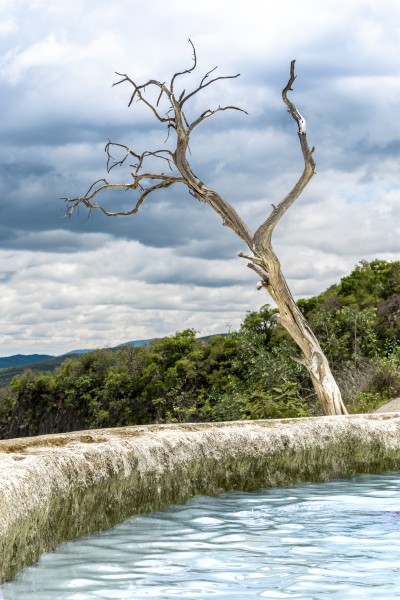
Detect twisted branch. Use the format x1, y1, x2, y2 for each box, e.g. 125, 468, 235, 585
253, 59, 316, 253
113, 74, 174, 124
105, 142, 175, 174
170, 38, 197, 93
63, 50, 311, 254
63, 40, 252, 249
189, 105, 248, 133
181, 72, 241, 107
62, 46, 349, 415
62, 175, 184, 218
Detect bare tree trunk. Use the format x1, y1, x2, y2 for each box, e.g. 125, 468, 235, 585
258, 253, 347, 415
63, 45, 348, 415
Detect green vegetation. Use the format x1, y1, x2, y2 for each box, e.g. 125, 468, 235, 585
1, 259, 400, 439
0, 354, 82, 388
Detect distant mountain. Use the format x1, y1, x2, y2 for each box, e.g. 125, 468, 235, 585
0, 337, 210, 386
0, 340, 154, 370
0, 354, 54, 369
115, 339, 152, 348
0, 354, 82, 387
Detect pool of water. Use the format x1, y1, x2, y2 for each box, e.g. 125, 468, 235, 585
3, 471, 400, 599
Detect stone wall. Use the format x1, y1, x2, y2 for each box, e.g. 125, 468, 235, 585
1, 414, 400, 583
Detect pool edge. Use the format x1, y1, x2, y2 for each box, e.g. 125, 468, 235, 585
1, 414, 400, 583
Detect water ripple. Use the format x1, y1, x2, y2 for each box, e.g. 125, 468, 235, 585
3, 472, 400, 599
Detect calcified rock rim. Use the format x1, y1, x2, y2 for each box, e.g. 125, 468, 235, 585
1, 415, 400, 583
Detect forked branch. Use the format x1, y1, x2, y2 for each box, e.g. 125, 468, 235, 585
105, 142, 174, 174
253, 59, 316, 254
62, 45, 349, 415
62, 174, 184, 218
189, 105, 248, 133
62, 48, 313, 255
63, 41, 253, 249
170, 38, 197, 93
113, 74, 175, 124
180, 72, 241, 107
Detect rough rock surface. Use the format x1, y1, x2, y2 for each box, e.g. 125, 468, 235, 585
375, 398, 400, 413
1, 415, 400, 583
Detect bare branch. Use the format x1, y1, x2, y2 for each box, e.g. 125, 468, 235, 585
291, 355, 307, 367
199, 66, 218, 87
170, 39, 197, 93
63, 43, 254, 249
253, 60, 316, 253
84, 178, 112, 198
105, 141, 138, 172
282, 60, 306, 134
238, 252, 263, 266
189, 105, 248, 133
246, 262, 269, 283
113, 74, 174, 124
63, 48, 348, 415
62, 175, 184, 218
156, 84, 167, 107
105, 142, 175, 174
180, 73, 241, 107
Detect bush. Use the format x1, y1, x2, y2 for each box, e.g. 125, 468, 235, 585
2, 260, 400, 437
369, 349, 400, 399
346, 392, 385, 414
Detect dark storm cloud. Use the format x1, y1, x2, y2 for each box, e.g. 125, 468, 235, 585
67, 194, 244, 256
138, 266, 245, 289
1, 0, 399, 356
0, 161, 54, 180
0, 119, 154, 147
1, 19, 396, 258
0, 226, 111, 252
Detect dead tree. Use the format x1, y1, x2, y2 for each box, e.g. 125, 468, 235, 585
63, 42, 348, 416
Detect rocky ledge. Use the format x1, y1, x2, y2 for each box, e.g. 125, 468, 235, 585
1, 414, 400, 583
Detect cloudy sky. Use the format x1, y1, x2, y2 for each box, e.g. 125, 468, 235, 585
0, 0, 399, 357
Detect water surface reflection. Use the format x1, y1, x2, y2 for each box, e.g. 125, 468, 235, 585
3, 472, 400, 599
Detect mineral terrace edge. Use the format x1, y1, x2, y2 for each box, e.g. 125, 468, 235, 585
1, 414, 400, 583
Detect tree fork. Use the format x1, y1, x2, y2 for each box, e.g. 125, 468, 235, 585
251, 61, 347, 415
63, 44, 348, 416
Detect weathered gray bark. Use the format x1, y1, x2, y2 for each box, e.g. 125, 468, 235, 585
250, 63, 348, 415
63, 44, 347, 415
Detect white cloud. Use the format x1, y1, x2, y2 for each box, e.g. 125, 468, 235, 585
0, 0, 400, 355
0, 18, 16, 37
0, 241, 262, 355
0, 32, 122, 84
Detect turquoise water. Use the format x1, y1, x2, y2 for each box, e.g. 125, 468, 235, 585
3, 472, 400, 599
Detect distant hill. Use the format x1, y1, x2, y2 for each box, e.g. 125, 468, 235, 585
0, 337, 215, 387
0, 339, 155, 387
0, 339, 153, 371
0, 354, 82, 387
0, 354, 54, 369
115, 339, 153, 349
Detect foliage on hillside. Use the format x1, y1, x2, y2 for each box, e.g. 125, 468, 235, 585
0, 354, 82, 388
1, 260, 400, 439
